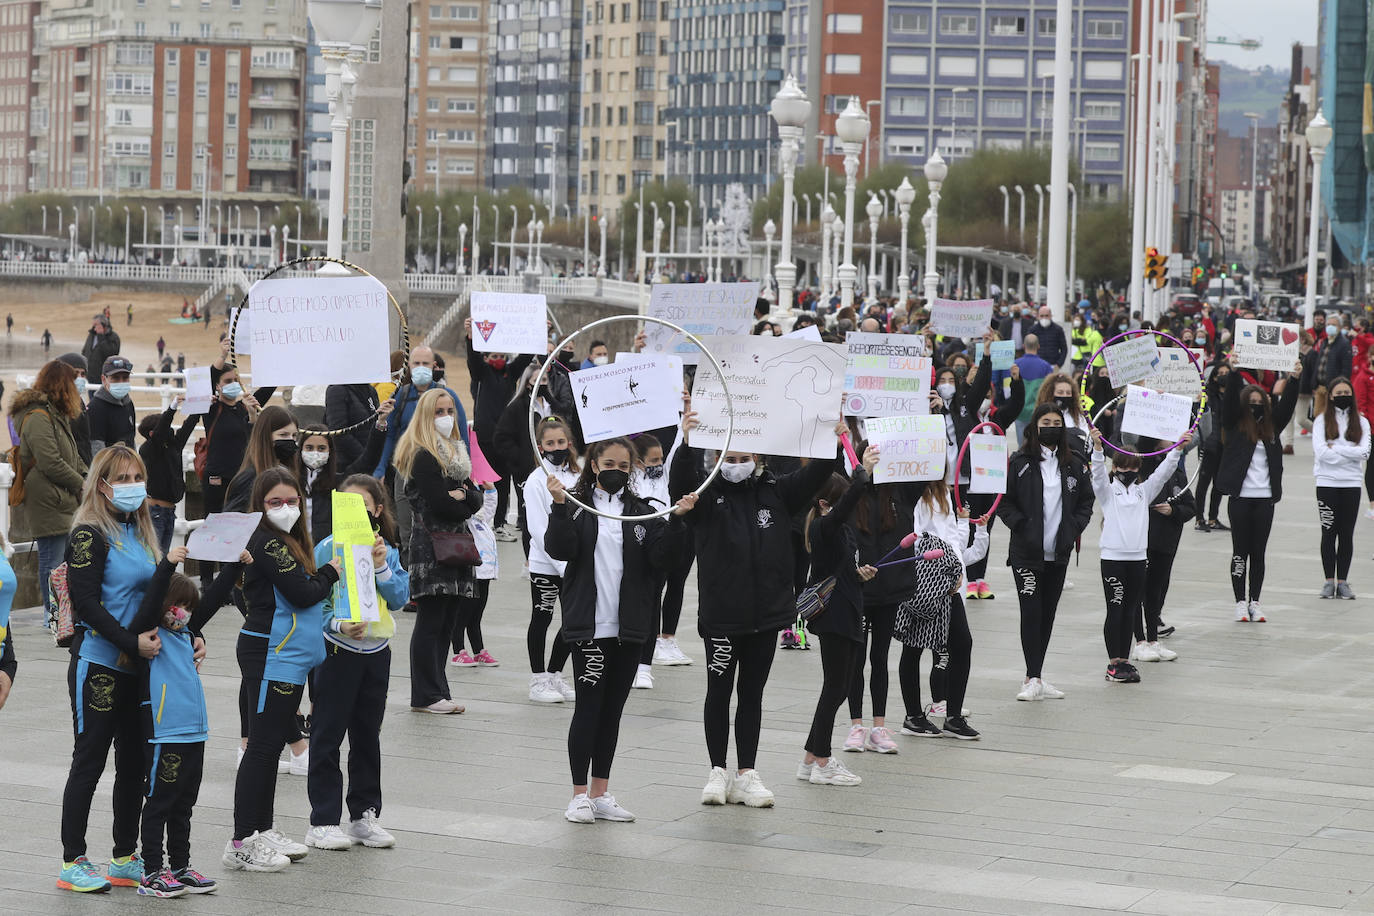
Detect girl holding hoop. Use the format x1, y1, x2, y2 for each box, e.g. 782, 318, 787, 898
1216, 363, 1300, 622
545, 438, 697, 823
523, 416, 582, 704
1311, 377, 1369, 599
997, 404, 1095, 702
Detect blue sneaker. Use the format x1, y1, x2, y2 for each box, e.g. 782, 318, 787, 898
137, 869, 188, 898
56, 857, 111, 893
106, 853, 144, 888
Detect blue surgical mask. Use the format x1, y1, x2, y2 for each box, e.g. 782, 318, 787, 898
410, 365, 433, 387
221, 382, 244, 400
109, 382, 131, 399
1326, 324, 1338, 338
108, 482, 146, 513
74, 377, 88, 396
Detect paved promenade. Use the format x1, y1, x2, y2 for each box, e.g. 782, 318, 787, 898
1, 438, 1372, 914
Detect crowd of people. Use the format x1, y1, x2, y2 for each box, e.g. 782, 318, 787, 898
0, 289, 1366, 900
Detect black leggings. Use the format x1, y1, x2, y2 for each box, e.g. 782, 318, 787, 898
141, 742, 204, 874
1365, 457, 1374, 503
959, 488, 998, 582
1195, 450, 1224, 522
805, 636, 864, 757
233, 679, 304, 840
703, 631, 777, 770
1139, 547, 1175, 642
567, 638, 640, 785
528, 573, 570, 674
941, 596, 973, 719
1101, 559, 1146, 661
1228, 496, 1275, 601
639, 553, 697, 664
1012, 563, 1068, 679
897, 645, 949, 717
847, 603, 896, 721
1317, 486, 1361, 580
61, 658, 143, 862
451, 579, 491, 654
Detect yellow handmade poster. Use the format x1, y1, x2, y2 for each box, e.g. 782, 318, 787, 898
331, 491, 381, 623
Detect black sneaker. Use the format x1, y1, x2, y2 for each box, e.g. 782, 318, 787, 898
941, 716, 980, 740
172, 867, 218, 895
900, 714, 943, 737
1193, 521, 1210, 532
1121, 662, 1142, 682
1106, 662, 1142, 683
1157, 623, 1175, 639
1208, 519, 1230, 531
137, 869, 187, 898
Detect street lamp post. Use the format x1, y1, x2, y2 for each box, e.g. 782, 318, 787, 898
1014, 185, 1026, 299
508, 205, 517, 274
653, 216, 665, 276
457, 224, 468, 275
762, 219, 776, 302
834, 96, 870, 308
819, 203, 834, 300
997, 184, 1010, 297
922, 150, 948, 304
770, 73, 811, 316
831, 213, 843, 300
1033, 184, 1045, 304
865, 194, 882, 304
434, 205, 442, 273
535, 220, 545, 274
1245, 110, 1262, 266
1067, 183, 1078, 303
597, 216, 607, 279
1304, 109, 1333, 318
895, 177, 915, 306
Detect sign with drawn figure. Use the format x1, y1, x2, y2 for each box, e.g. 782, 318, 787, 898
185, 512, 262, 563
616, 351, 685, 398
182, 366, 214, 415
1120, 384, 1194, 442
331, 491, 381, 622
1143, 348, 1206, 399
1232, 319, 1300, 372
469, 291, 549, 355
644, 282, 761, 364
691, 335, 848, 458
246, 275, 391, 386
968, 432, 1009, 494
928, 298, 995, 339
864, 415, 947, 483
843, 332, 932, 417
569, 356, 684, 443
1103, 334, 1162, 388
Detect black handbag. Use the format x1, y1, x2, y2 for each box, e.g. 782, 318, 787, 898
428, 528, 481, 567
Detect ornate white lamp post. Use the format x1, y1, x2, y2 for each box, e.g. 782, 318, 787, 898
833, 96, 870, 308
769, 73, 811, 315
894, 177, 915, 306
1304, 109, 1333, 318
922, 150, 947, 304
819, 203, 834, 300
457, 224, 468, 275
762, 218, 776, 302
865, 193, 883, 304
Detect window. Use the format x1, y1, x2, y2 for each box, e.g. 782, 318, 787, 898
888, 54, 927, 76
939, 14, 976, 35
985, 57, 1025, 79
447, 97, 476, 112
226, 81, 238, 97
826, 13, 861, 33
429, 35, 440, 49
985, 137, 1023, 151
447, 66, 476, 82
886, 135, 926, 157
825, 54, 860, 74
195, 80, 208, 97
161, 169, 176, 188
429, 3, 440, 15
1084, 59, 1123, 81
1034, 58, 1055, 79
634, 100, 653, 124
252, 49, 293, 69
425, 127, 438, 141
112, 139, 151, 156
107, 72, 154, 95
113, 107, 134, 126
163, 141, 175, 157
227, 50, 239, 67
230, 24, 241, 37
937, 56, 977, 77
890, 11, 927, 34
453, 3, 478, 18
199, 22, 211, 37
115, 42, 155, 65
425, 158, 437, 173
134, 21, 146, 35
1086, 19, 1123, 39
986, 98, 1024, 118
1083, 100, 1121, 120
195, 49, 208, 66
224, 142, 236, 158
935, 95, 974, 118
226, 112, 236, 128
427, 97, 439, 112
448, 128, 475, 143
633, 135, 652, 159
635, 66, 653, 90
449, 36, 475, 50
989, 15, 1024, 36
1084, 142, 1119, 161
890, 94, 926, 117
168, 21, 180, 36
166, 49, 178, 67
1037, 17, 1056, 36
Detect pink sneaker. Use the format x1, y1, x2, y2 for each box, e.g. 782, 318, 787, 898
842, 724, 867, 752
473, 649, 500, 667
865, 726, 899, 754
451, 650, 477, 667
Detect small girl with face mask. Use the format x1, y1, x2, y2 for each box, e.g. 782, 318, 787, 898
295, 405, 395, 544
523, 417, 583, 703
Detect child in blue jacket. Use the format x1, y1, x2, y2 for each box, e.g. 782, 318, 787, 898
304, 474, 410, 852
128, 545, 246, 897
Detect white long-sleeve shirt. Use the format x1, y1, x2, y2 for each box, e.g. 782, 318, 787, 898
523, 459, 580, 576
1090, 448, 1179, 561
1040, 447, 1063, 561
913, 495, 990, 586
592, 488, 626, 639
1312, 410, 1372, 488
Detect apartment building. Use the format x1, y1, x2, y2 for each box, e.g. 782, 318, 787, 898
409, 0, 486, 194
0, 0, 36, 202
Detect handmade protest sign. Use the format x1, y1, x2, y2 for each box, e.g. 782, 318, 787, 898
182, 366, 213, 415
644, 282, 760, 364
928, 298, 994, 339
1232, 319, 1300, 372
692, 335, 847, 458
616, 351, 685, 397
864, 415, 946, 482
784, 324, 822, 341
1103, 334, 1162, 388
1143, 348, 1205, 399
569, 356, 683, 442
469, 291, 549, 355
1120, 384, 1193, 442
968, 432, 1009, 494
230, 307, 252, 355
331, 491, 380, 622
186, 512, 261, 563
990, 340, 1015, 370
843, 332, 931, 417
246, 275, 391, 386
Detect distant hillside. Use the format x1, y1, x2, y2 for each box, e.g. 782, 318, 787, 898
1214, 60, 1290, 134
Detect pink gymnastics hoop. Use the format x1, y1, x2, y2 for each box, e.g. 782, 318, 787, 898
953, 420, 1007, 519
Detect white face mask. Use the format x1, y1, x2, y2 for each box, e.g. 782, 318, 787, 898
300, 450, 328, 470
937, 382, 956, 401
591, 355, 609, 366
266, 504, 300, 532
720, 460, 755, 483
1038, 317, 1052, 328
434, 415, 456, 438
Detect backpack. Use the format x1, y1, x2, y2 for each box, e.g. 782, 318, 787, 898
193, 408, 222, 479
6, 407, 49, 507
46, 562, 75, 648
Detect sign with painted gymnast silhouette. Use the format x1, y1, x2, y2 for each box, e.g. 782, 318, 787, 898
691, 335, 848, 458
568, 356, 683, 443
864, 415, 947, 482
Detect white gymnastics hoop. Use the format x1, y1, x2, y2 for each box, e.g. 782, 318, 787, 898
527, 314, 735, 522
1091, 393, 1202, 490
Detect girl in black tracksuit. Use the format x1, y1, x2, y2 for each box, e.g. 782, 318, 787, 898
997, 403, 1095, 702
1215, 363, 1300, 622
544, 437, 692, 824
670, 412, 841, 809
1193, 363, 1233, 531
1135, 442, 1194, 656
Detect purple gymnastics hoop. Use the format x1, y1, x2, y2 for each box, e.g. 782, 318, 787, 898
1078, 328, 1207, 459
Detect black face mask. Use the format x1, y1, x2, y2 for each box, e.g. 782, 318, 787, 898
952, 365, 969, 379
1038, 427, 1063, 447
368, 512, 381, 533
643, 465, 665, 479
1053, 395, 1075, 412
1114, 470, 1138, 487
1250, 403, 1267, 422
559, 349, 576, 364
273, 439, 299, 463
433, 368, 445, 383
597, 469, 629, 494
1332, 394, 1354, 411
544, 448, 570, 466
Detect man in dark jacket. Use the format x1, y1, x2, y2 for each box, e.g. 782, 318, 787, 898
465, 317, 535, 538
80, 315, 121, 384
997, 305, 1037, 355
323, 383, 380, 469
1033, 306, 1069, 368
55, 352, 93, 464
87, 355, 136, 453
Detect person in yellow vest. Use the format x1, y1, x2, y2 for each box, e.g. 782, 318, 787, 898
1071, 315, 1104, 372
373, 350, 407, 404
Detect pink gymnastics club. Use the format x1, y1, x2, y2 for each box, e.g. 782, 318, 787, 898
876, 532, 919, 566
875, 548, 946, 569
839, 432, 861, 471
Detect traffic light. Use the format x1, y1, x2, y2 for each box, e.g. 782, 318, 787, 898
1144, 247, 1168, 290
1191, 265, 1204, 283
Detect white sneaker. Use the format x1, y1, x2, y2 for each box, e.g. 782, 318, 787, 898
550, 671, 577, 701
529, 673, 564, 703
1039, 680, 1066, 699
287, 746, 309, 776
494, 524, 519, 542
565, 793, 595, 824
304, 825, 353, 851
1235, 600, 1250, 622
926, 701, 947, 718
632, 667, 654, 689
1063, 580, 1074, 590
809, 757, 862, 786
1016, 678, 1043, 701
347, 808, 395, 848
726, 769, 775, 807
1151, 641, 1178, 661
796, 760, 815, 780
258, 828, 308, 861
221, 833, 290, 872
651, 637, 675, 664
666, 637, 693, 665
1249, 600, 1266, 622
1134, 641, 1161, 663
701, 766, 729, 805
1127, 642, 1138, 661
590, 794, 636, 822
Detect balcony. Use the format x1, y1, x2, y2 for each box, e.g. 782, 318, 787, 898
247, 125, 297, 140
73, 59, 90, 76
30, 66, 48, 82
248, 62, 301, 78
245, 156, 294, 170
248, 94, 299, 110
73, 90, 89, 106
72, 120, 89, 135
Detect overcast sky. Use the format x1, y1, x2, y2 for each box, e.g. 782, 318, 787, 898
1205, 0, 1319, 71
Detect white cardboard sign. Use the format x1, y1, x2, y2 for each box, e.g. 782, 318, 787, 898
1103, 334, 1162, 388
246, 275, 391, 386
182, 366, 213, 415
968, 432, 1009, 494
1120, 384, 1193, 442
185, 512, 262, 563
1144, 347, 1205, 399
842, 332, 931, 417
469, 292, 549, 355
928, 298, 994, 339
1232, 319, 1300, 372
864, 415, 947, 483
569, 356, 684, 443
644, 282, 760, 364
